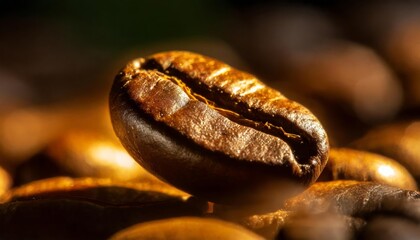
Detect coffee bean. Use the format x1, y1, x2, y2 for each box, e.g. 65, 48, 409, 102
243, 181, 419, 239
1, 177, 190, 203
284, 181, 420, 217
352, 121, 420, 185
45, 130, 157, 182
0, 177, 206, 239
109, 51, 329, 204
332, 1, 420, 110
318, 148, 417, 190
12, 128, 158, 186
109, 217, 264, 240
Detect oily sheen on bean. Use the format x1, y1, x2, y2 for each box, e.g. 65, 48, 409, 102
109, 51, 329, 204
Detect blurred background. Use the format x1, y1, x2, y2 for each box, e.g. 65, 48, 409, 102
1, 0, 420, 187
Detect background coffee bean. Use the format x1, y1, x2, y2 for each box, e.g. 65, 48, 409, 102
330, 1, 420, 111
0, 177, 206, 239
11, 129, 159, 186
318, 148, 417, 190
110, 217, 264, 240
225, 4, 403, 126
0, 177, 191, 203
44, 130, 157, 182
240, 181, 420, 239
110, 51, 329, 205
284, 181, 420, 217
352, 120, 420, 185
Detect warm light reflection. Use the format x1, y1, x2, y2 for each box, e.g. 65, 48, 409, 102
377, 165, 396, 178
87, 142, 139, 170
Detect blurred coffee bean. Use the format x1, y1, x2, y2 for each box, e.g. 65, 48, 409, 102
352, 121, 420, 184
333, 1, 420, 110
44, 130, 157, 182
227, 4, 338, 80
318, 148, 417, 190
0, 98, 112, 166
226, 4, 402, 124
109, 217, 264, 240
0, 177, 206, 239
1, 177, 189, 203
13, 135, 159, 185
282, 41, 402, 124
238, 180, 420, 239
284, 181, 420, 217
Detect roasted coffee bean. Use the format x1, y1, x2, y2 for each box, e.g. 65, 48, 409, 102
109, 217, 264, 240
0, 99, 112, 165
109, 51, 329, 204
352, 121, 420, 184
12, 129, 158, 186
225, 4, 402, 124
282, 41, 402, 124
0, 177, 207, 239
0, 177, 190, 203
318, 148, 417, 190
45, 130, 157, 181
332, 2, 420, 110
252, 180, 420, 239
284, 181, 420, 217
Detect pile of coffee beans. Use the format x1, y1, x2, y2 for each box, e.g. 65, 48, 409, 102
0, 43, 418, 239
0, 48, 419, 239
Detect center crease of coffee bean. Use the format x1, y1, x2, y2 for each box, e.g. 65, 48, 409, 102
141, 60, 304, 147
